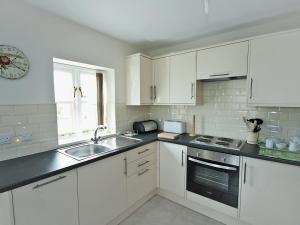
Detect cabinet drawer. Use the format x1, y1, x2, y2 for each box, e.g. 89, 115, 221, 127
127, 153, 156, 176
127, 142, 156, 163
127, 164, 156, 207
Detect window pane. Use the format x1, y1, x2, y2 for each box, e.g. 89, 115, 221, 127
80, 72, 97, 104
56, 103, 76, 137
81, 102, 98, 132
54, 69, 74, 102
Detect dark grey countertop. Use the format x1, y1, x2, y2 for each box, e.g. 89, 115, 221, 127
1, 132, 299, 193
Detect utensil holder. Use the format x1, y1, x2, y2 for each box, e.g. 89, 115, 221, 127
247, 132, 259, 144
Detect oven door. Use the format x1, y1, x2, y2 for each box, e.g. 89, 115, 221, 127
186, 156, 239, 208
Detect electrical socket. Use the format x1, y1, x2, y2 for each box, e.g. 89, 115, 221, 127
20, 132, 33, 142
0, 133, 13, 145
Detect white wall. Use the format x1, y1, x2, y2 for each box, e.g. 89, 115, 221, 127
0, 0, 136, 105
0, 0, 150, 161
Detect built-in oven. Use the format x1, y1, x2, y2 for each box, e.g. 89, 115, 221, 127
187, 147, 240, 208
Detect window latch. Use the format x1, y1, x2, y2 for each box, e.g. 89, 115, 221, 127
78, 87, 84, 98
73, 86, 78, 98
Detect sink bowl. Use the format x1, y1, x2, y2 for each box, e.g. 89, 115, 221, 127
96, 135, 142, 149
65, 144, 112, 159
58, 135, 142, 160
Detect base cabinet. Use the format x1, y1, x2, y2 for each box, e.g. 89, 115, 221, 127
0, 192, 14, 225
78, 154, 127, 225
240, 157, 300, 225
127, 164, 156, 207
12, 170, 79, 225
126, 142, 157, 207
159, 142, 186, 198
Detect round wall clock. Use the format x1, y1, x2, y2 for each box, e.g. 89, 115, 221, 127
0, 45, 29, 79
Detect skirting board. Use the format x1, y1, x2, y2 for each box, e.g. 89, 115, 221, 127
108, 189, 157, 225
157, 189, 249, 225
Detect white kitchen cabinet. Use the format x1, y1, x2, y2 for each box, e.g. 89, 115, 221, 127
248, 30, 300, 107
78, 153, 127, 225
170, 52, 197, 104
153, 57, 170, 104
240, 157, 300, 225
0, 192, 14, 225
197, 41, 248, 80
12, 170, 79, 225
126, 142, 157, 207
159, 142, 186, 198
126, 53, 153, 105
127, 164, 156, 207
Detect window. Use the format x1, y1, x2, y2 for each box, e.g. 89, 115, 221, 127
53, 63, 103, 144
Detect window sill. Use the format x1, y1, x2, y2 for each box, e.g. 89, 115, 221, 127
58, 131, 114, 146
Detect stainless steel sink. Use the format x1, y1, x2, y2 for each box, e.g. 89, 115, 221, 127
58, 135, 142, 160
97, 135, 142, 149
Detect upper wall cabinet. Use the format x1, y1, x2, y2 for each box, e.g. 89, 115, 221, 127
197, 41, 249, 80
170, 52, 197, 105
153, 57, 170, 104
248, 30, 300, 107
126, 54, 153, 105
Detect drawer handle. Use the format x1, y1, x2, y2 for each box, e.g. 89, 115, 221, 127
33, 176, 66, 189
244, 162, 247, 184
138, 168, 150, 176
138, 160, 150, 167
138, 149, 150, 155
124, 157, 128, 176
209, 73, 230, 77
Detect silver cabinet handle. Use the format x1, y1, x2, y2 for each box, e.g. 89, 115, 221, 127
191, 83, 194, 99
188, 157, 237, 171
250, 78, 253, 99
33, 176, 66, 189
209, 73, 230, 77
243, 162, 247, 184
138, 168, 150, 176
150, 86, 153, 100
181, 150, 184, 167
138, 148, 150, 155
124, 157, 128, 176
154, 86, 157, 100
138, 160, 150, 167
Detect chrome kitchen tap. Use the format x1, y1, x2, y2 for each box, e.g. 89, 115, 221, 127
91, 125, 107, 144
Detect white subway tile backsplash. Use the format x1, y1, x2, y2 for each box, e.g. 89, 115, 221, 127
150, 79, 300, 142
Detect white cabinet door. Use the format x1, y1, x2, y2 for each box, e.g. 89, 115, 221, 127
127, 164, 156, 207
248, 30, 300, 107
197, 41, 248, 80
78, 154, 127, 225
126, 54, 153, 105
240, 157, 300, 225
153, 57, 170, 104
170, 52, 196, 104
159, 142, 186, 198
140, 55, 154, 105
13, 170, 79, 225
0, 192, 14, 225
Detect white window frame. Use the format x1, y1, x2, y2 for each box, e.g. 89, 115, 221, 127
54, 63, 99, 145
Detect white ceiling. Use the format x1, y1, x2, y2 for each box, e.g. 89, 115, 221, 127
21, 0, 300, 51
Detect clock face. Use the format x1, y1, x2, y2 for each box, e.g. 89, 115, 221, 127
0, 45, 29, 79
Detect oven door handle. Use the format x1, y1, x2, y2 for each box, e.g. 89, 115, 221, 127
188, 157, 237, 171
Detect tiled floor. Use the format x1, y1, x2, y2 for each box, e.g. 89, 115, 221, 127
120, 196, 225, 225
